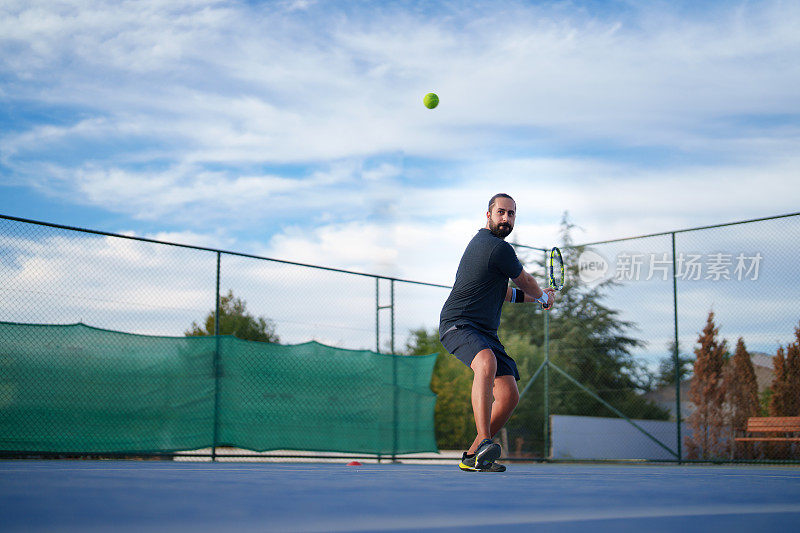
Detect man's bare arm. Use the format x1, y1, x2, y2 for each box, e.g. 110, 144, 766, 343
512, 270, 544, 300
507, 270, 556, 308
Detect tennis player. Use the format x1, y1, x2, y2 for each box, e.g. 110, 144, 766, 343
439, 193, 555, 472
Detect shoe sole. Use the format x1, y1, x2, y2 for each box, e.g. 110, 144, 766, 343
475, 442, 501, 469
458, 461, 479, 472
458, 460, 506, 473
478, 464, 506, 472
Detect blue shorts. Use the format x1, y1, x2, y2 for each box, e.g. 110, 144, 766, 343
440, 325, 520, 381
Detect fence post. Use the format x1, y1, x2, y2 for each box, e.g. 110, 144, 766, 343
391, 279, 397, 462
543, 248, 550, 460
390, 280, 395, 355
375, 278, 380, 353
671, 232, 682, 464
212, 252, 222, 462
376, 278, 398, 460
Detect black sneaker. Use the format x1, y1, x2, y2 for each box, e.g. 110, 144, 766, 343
458, 451, 506, 472
479, 460, 507, 472
458, 452, 479, 471
475, 438, 501, 469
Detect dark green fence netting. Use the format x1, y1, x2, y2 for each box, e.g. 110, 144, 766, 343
0, 322, 438, 455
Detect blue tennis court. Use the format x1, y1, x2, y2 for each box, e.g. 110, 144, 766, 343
2, 461, 799, 532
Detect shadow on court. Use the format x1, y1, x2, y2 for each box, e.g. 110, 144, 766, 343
2, 461, 799, 532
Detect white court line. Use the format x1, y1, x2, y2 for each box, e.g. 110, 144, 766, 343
283, 503, 800, 532
14, 503, 800, 533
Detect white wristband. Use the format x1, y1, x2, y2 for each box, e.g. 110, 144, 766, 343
536, 292, 549, 305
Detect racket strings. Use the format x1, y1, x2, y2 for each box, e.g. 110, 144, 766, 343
549, 248, 565, 290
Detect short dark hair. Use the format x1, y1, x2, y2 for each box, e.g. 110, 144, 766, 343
488, 193, 515, 213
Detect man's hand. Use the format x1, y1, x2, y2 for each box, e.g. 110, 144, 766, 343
512, 270, 559, 309
541, 287, 556, 310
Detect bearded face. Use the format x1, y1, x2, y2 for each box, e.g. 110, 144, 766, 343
486, 196, 516, 239
488, 218, 513, 238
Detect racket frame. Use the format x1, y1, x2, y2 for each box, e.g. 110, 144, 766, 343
548, 246, 564, 291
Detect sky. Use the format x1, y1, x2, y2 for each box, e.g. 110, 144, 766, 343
1, 0, 799, 354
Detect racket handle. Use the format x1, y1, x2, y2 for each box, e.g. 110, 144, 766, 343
535, 292, 549, 305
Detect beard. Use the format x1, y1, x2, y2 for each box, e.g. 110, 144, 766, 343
489, 220, 513, 239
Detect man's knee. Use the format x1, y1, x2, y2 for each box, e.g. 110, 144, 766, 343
470, 349, 497, 377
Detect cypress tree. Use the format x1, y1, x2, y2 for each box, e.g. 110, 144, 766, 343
769, 347, 788, 417
767, 329, 800, 459
686, 311, 727, 459
785, 323, 800, 416
725, 338, 760, 459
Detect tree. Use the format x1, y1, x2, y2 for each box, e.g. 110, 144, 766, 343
725, 338, 760, 459
769, 347, 789, 417
685, 311, 728, 459
786, 323, 800, 416
186, 290, 279, 343
765, 323, 800, 459
655, 341, 694, 387
770, 323, 800, 417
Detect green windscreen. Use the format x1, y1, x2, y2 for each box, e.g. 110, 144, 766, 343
0, 322, 437, 455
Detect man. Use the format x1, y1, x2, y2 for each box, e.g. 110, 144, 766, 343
439, 193, 555, 472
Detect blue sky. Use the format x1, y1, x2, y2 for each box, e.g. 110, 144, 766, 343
1, 0, 799, 352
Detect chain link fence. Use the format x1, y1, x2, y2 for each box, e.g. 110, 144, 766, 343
1, 212, 798, 463
505, 212, 800, 463
0, 215, 446, 461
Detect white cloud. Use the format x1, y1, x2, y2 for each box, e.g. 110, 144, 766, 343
415, 154, 800, 247
268, 222, 399, 273
0, 230, 216, 332
73, 164, 300, 217
3, 0, 799, 165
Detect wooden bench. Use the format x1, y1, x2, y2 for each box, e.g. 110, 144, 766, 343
735, 417, 800, 442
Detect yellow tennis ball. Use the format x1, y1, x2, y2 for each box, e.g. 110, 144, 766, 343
423, 93, 439, 109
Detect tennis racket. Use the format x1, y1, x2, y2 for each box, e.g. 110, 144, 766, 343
538, 247, 563, 311
548, 246, 564, 291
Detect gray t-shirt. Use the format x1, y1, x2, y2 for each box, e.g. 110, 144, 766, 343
439, 228, 524, 340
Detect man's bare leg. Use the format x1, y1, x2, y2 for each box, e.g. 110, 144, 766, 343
467, 349, 496, 454
489, 375, 519, 438
467, 371, 519, 454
